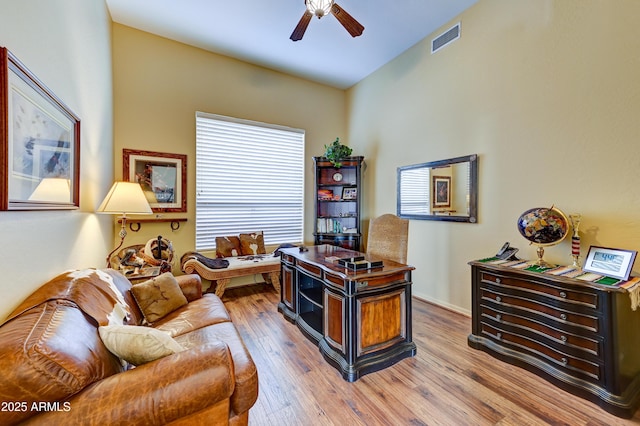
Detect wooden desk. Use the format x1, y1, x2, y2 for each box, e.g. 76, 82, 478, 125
278, 244, 416, 381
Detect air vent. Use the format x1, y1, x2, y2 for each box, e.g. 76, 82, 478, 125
431, 22, 460, 54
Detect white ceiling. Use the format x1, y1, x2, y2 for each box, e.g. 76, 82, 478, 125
106, 0, 478, 89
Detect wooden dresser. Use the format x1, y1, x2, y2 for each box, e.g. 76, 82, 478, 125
468, 260, 640, 418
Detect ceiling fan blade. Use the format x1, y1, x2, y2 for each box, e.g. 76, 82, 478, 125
290, 11, 313, 41
331, 3, 364, 38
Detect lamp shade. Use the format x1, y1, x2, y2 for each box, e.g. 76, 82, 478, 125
97, 181, 153, 215
29, 178, 71, 203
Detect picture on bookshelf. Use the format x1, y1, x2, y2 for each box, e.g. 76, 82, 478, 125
318, 189, 334, 200
342, 187, 357, 200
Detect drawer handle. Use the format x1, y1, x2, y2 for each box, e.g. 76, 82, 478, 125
496, 332, 502, 340
496, 296, 502, 303
560, 313, 567, 320
561, 357, 568, 365
496, 314, 502, 321
495, 278, 501, 284
559, 291, 567, 298
560, 335, 567, 343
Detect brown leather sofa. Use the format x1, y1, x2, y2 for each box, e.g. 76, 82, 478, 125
0, 269, 258, 425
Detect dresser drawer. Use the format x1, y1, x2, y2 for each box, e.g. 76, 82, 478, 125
480, 287, 600, 332
480, 271, 598, 309
480, 322, 603, 382
480, 305, 601, 357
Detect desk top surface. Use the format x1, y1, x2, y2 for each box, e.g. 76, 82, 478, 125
280, 244, 414, 280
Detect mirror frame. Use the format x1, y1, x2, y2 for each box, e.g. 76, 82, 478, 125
397, 154, 478, 223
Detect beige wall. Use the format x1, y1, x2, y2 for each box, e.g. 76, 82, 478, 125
0, 0, 114, 319
111, 24, 346, 266
3, 0, 638, 319
347, 0, 640, 313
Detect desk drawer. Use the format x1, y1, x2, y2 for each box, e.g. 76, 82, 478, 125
298, 260, 322, 279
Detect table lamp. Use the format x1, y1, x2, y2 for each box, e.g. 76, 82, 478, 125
97, 181, 153, 267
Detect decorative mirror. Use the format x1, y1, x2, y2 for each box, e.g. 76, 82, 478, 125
397, 154, 478, 223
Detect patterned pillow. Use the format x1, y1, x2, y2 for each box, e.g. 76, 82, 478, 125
99, 325, 184, 366
240, 231, 266, 255
130, 273, 188, 324
215, 236, 242, 258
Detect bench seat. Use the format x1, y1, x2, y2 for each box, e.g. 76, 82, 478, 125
182, 254, 280, 297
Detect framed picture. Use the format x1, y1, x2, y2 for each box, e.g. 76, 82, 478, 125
583, 246, 637, 281
342, 187, 357, 200
123, 149, 187, 212
318, 189, 333, 200
0, 47, 80, 210
432, 176, 451, 208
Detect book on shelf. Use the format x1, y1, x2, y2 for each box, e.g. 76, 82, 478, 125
317, 218, 344, 233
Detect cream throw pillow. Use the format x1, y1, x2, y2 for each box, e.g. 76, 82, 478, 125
99, 325, 184, 366
130, 273, 188, 324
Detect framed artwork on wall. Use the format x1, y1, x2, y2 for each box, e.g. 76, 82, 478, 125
432, 176, 451, 208
0, 47, 81, 210
123, 149, 187, 212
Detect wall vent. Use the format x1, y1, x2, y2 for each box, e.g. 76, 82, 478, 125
431, 22, 460, 54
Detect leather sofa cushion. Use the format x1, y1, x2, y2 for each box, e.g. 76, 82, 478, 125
154, 294, 232, 337
175, 321, 258, 415
4, 269, 140, 327
0, 300, 123, 425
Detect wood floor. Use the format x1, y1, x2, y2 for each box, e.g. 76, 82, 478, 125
221, 284, 640, 426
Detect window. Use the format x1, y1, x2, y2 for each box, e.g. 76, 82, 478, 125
195, 112, 305, 251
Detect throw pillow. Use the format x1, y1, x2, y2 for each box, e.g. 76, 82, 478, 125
98, 325, 184, 366
215, 236, 242, 258
130, 273, 188, 324
239, 231, 266, 255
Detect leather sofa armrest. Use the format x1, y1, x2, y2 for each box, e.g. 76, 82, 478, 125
176, 273, 203, 302
23, 342, 234, 425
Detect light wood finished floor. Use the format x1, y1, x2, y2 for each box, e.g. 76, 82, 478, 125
221, 284, 640, 426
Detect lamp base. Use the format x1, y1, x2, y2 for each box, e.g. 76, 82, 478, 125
105, 216, 128, 268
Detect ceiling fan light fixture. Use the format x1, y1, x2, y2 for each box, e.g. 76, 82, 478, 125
306, 0, 333, 19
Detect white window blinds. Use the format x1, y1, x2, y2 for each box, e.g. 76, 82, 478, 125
195, 112, 305, 251
399, 166, 430, 216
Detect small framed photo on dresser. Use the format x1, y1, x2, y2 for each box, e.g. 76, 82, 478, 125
583, 246, 637, 281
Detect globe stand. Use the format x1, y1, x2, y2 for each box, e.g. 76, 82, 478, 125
534, 246, 555, 268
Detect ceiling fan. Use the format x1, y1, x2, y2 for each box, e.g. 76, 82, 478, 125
290, 0, 364, 42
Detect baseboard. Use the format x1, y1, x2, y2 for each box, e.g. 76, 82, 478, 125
412, 293, 471, 318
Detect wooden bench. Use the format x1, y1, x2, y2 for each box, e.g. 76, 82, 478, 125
182, 254, 280, 298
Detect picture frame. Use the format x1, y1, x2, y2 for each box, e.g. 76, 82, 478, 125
318, 189, 333, 200
1, 47, 80, 210
123, 149, 187, 212
583, 246, 637, 281
432, 176, 451, 208
342, 187, 357, 200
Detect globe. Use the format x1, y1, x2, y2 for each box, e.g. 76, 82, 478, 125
517, 206, 569, 267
